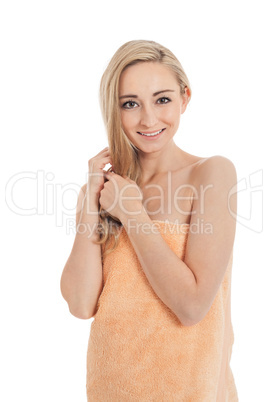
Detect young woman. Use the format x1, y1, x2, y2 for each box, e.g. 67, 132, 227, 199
60, 40, 238, 401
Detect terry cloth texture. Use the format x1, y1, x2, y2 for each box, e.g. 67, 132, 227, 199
86, 220, 238, 401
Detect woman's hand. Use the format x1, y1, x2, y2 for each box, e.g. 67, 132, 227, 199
87, 147, 113, 196
99, 171, 144, 222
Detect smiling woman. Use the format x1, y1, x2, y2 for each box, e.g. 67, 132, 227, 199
60, 39, 239, 401
118, 62, 189, 149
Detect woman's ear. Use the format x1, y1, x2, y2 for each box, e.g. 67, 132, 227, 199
181, 86, 191, 114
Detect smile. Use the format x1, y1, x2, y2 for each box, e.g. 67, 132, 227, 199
137, 128, 166, 137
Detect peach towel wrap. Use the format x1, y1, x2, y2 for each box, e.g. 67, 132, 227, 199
86, 220, 238, 401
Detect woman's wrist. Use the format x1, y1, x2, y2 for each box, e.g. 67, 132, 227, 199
119, 203, 149, 227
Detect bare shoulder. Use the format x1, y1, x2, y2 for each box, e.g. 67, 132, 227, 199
191, 155, 237, 186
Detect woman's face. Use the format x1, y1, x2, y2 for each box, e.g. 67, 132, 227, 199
119, 61, 189, 153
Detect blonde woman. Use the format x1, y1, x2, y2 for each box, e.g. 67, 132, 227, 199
60, 40, 238, 401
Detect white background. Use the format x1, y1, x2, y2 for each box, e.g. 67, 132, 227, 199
1, 1, 267, 401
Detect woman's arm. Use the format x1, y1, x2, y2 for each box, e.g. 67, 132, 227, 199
60, 147, 111, 319
60, 184, 103, 319
112, 156, 237, 326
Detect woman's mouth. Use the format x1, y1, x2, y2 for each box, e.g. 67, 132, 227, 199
137, 128, 166, 138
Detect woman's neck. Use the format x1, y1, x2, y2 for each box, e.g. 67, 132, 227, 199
139, 142, 184, 183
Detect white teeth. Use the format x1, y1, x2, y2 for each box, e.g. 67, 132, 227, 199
139, 129, 164, 137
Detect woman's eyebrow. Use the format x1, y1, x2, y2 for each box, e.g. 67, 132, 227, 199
119, 89, 175, 99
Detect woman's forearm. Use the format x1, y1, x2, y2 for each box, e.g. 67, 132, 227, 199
120, 208, 198, 326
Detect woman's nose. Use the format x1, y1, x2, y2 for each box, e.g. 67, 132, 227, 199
140, 105, 158, 127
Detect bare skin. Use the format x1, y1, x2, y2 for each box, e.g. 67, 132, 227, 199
61, 61, 237, 325
99, 62, 237, 326
60, 147, 113, 319
139, 152, 206, 225
118, 61, 207, 224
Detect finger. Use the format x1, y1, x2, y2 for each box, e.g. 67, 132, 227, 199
89, 156, 111, 170
104, 171, 118, 180
98, 156, 112, 167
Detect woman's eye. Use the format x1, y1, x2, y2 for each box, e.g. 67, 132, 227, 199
157, 97, 171, 104
122, 101, 138, 109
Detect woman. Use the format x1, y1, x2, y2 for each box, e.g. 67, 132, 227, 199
60, 40, 238, 401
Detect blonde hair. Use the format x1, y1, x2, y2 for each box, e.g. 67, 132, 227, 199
94, 39, 192, 258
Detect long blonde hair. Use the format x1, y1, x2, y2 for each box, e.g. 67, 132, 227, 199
94, 40, 192, 258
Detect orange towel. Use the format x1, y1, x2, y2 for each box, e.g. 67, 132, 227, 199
86, 220, 238, 401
